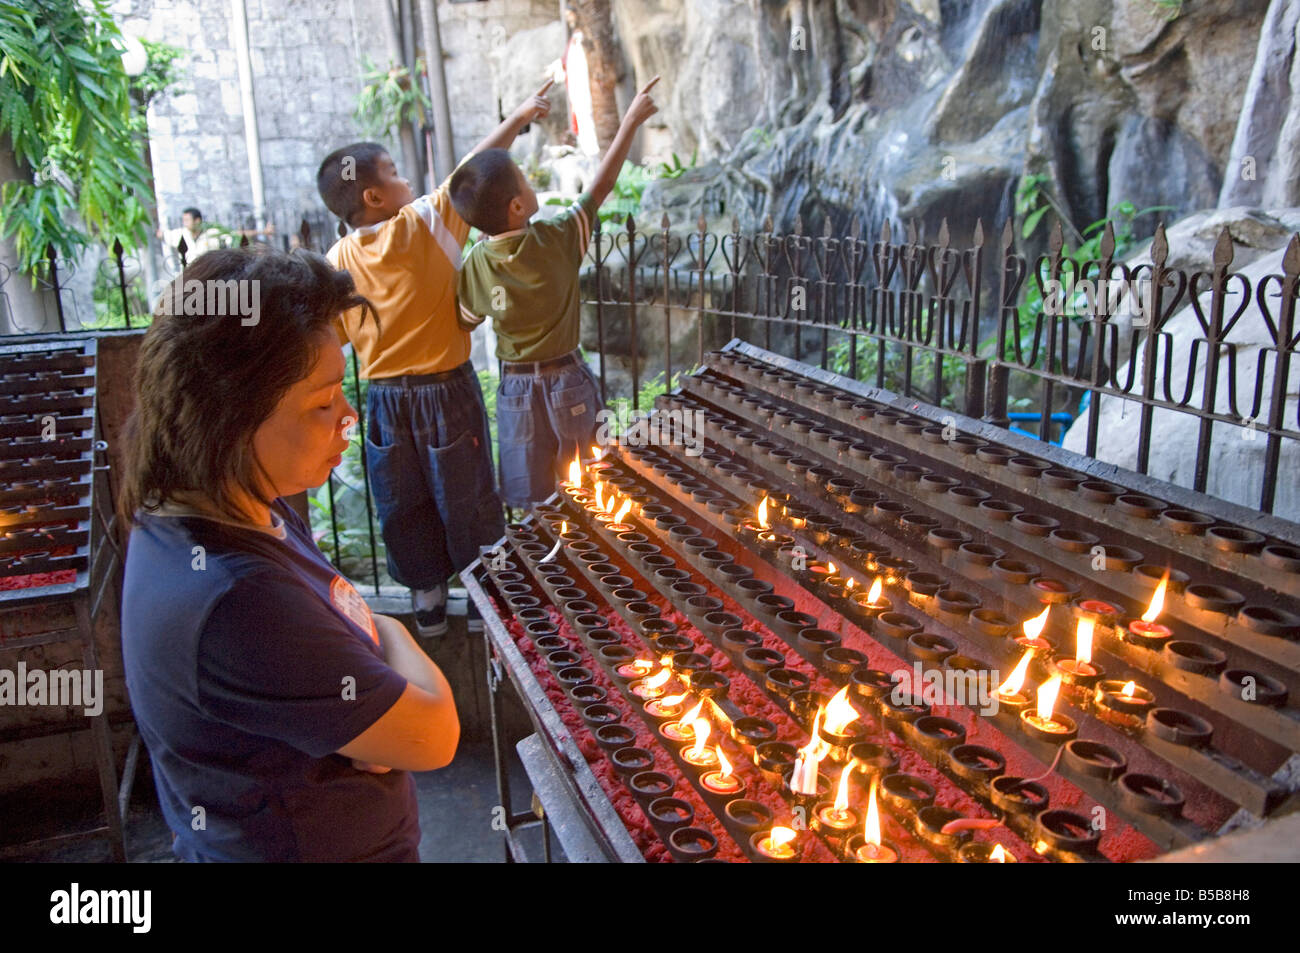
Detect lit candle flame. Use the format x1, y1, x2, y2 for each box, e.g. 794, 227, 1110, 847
833, 763, 854, 813
846, 577, 857, 590
631, 658, 653, 675
561, 520, 568, 534
613, 498, 632, 523
658, 692, 689, 707
1023, 605, 1050, 640
594, 481, 605, 511
604, 493, 617, 514
990, 844, 1008, 863
1143, 571, 1169, 623
568, 451, 582, 487
868, 576, 883, 604
996, 650, 1033, 696
716, 746, 733, 779
1036, 674, 1063, 723
823, 686, 860, 735
770, 826, 797, 851
1121, 680, 1136, 698
864, 780, 882, 847
643, 668, 671, 690
798, 706, 825, 759
757, 496, 770, 530
827, 561, 837, 574
1076, 617, 1094, 665
681, 698, 705, 725
590, 444, 601, 461
689, 718, 711, 759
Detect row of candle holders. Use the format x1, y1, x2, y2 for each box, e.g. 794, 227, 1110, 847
599, 449, 1236, 847
527, 492, 1091, 861
680, 368, 1300, 646
637, 392, 1297, 814
652, 385, 1296, 723
705, 349, 1300, 581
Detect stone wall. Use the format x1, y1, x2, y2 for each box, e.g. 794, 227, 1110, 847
113, 0, 565, 236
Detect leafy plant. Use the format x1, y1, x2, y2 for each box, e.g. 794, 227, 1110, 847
652, 149, 697, 181
131, 39, 186, 109
0, 0, 154, 273
354, 56, 431, 140
1152, 0, 1183, 20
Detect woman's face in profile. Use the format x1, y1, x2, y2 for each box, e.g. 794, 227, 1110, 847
252, 330, 356, 498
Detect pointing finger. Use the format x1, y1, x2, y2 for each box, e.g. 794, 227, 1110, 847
639, 75, 661, 95
536, 78, 555, 96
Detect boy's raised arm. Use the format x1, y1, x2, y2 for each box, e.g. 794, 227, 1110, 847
466, 79, 554, 159
586, 76, 660, 210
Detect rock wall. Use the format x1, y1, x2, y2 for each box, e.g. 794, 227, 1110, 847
117, 0, 560, 234
624, 0, 1280, 254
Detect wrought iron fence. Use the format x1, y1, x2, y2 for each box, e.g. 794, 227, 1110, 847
7, 207, 1297, 590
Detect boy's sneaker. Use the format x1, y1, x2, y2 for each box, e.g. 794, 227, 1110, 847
411, 586, 449, 638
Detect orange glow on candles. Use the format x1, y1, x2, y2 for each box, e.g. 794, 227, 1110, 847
1036, 674, 1063, 723
1023, 605, 1050, 639
1143, 571, 1170, 623
757, 496, 770, 529
594, 481, 605, 511
658, 692, 688, 707
822, 686, 860, 735
1075, 617, 1095, 665
864, 779, 882, 847
643, 668, 670, 690
1121, 680, 1137, 697
997, 650, 1033, 696
688, 718, 712, 760
833, 763, 854, 813
769, 826, 797, 854
867, 576, 883, 604
681, 698, 705, 725
613, 498, 632, 523
568, 452, 582, 487
717, 746, 733, 780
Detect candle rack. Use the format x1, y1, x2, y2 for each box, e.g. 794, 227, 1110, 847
465, 340, 1300, 862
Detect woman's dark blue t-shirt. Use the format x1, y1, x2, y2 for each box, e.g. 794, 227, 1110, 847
121, 499, 418, 862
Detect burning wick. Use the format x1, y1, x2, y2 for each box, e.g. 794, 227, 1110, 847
757, 496, 770, 530
759, 825, 798, 860
565, 451, 583, 489
590, 443, 603, 462
683, 717, 717, 767
989, 844, 1012, 863
1020, 674, 1074, 741
996, 650, 1033, 700
646, 691, 689, 719
662, 698, 705, 742
791, 706, 829, 796
702, 746, 741, 795
855, 780, 898, 863
822, 686, 861, 738
1017, 604, 1052, 650
1094, 678, 1155, 719
817, 763, 859, 831
631, 667, 672, 699
1128, 570, 1173, 645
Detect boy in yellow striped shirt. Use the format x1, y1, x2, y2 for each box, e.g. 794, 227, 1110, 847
316, 82, 553, 635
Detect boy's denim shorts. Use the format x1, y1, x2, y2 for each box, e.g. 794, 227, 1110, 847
364, 361, 505, 589
497, 351, 601, 508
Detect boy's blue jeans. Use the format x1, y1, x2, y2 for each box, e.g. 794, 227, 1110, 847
497, 351, 601, 508
364, 361, 505, 590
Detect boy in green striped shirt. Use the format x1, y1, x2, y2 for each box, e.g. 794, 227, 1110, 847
452, 77, 660, 507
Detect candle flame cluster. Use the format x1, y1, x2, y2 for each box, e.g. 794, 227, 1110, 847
822, 686, 861, 736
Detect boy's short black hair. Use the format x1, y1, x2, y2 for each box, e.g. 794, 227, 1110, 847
449, 149, 522, 236
182, 207, 202, 221
316, 142, 390, 227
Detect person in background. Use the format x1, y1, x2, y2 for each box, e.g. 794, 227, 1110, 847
315, 81, 553, 637
120, 247, 458, 862
157, 206, 222, 262
451, 76, 660, 509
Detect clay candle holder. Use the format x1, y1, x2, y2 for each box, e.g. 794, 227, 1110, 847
1020, 675, 1077, 744
1093, 679, 1155, 730
750, 827, 802, 863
